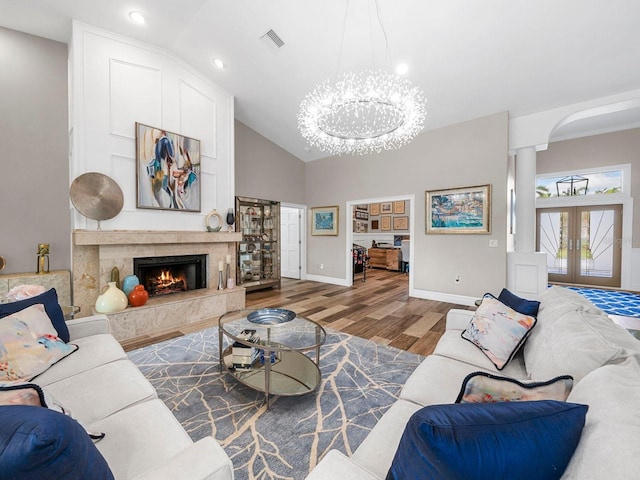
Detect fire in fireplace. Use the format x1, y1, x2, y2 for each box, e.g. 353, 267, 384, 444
134, 254, 207, 297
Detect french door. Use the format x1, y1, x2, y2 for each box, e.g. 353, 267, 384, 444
536, 205, 622, 287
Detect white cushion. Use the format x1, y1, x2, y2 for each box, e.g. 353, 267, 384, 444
401, 354, 528, 407
525, 309, 640, 382
42, 359, 157, 425
562, 358, 640, 479
130, 437, 233, 480
306, 450, 380, 480
352, 399, 422, 479
432, 331, 527, 378
34, 333, 127, 386
89, 399, 195, 480
539, 286, 605, 317
525, 286, 606, 367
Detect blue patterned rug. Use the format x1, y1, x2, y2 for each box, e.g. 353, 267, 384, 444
566, 286, 640, 318
127, 327, 423, 480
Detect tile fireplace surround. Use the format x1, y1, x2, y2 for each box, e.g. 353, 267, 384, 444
72, 230, 245, 342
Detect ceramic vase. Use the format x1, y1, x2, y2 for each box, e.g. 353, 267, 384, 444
128, 284, 149, 307
95, 282, 128, 313
122, 274, 140, 296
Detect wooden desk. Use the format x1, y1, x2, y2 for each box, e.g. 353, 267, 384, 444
368, 248, 402, 271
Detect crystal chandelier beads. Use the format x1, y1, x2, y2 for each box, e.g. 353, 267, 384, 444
298, 70, 426, 156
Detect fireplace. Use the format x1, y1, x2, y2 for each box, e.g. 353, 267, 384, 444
134, 254, 207, 297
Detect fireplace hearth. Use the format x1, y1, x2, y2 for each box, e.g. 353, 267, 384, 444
134, 254, 207, 297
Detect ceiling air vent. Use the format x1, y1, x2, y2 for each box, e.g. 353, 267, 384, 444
260, 29, 285, 50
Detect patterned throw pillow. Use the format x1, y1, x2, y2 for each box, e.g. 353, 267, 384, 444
455, 372, 573, 403
0, 304, 78, 383
0, 288, 69, 342
461, 295, 537, 370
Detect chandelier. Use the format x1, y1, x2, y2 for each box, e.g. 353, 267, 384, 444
297, 2, 427, 156
298, 70, 426, 156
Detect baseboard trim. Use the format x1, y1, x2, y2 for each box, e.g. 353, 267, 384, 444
305, 274, 351, 287
411, 288, 477, 307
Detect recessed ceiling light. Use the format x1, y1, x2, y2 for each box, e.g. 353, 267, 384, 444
129, 11, 146, 25
211, 57, 226, 69
396, 63, 409, 75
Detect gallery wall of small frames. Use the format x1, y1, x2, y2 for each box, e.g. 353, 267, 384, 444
352, 201, 409, 233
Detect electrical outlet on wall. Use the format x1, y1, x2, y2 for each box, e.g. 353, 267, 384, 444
319, 264, 324, 270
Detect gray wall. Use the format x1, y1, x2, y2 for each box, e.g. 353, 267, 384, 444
537, 128, 640, 244
305, 112, 509, 299
235, 120, 306, 204
0, 27, 69, 275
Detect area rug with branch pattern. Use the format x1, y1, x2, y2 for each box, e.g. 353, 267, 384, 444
127, 327, 423, 480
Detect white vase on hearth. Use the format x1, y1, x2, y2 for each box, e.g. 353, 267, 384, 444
95, 282, 128, 313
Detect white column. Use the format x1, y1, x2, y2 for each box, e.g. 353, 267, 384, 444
507, 146, 548, 299
515, 146, 537, 253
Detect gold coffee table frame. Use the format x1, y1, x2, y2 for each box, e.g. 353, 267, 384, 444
218, 308, 326, 409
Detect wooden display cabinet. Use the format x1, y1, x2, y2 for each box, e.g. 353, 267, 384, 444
368, 247, 402, 271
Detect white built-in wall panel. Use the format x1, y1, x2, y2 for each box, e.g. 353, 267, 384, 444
70, 22, 234, 231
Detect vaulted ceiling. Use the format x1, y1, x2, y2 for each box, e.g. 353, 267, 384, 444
2, 0, 640, 161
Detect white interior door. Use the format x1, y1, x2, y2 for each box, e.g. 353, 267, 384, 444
281, 206, 301, 279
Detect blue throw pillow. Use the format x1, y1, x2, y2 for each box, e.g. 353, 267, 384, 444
0, 288, 70, 342
386, 400, 587, 480
0, 405, 114, 480
498, 288, 540, 317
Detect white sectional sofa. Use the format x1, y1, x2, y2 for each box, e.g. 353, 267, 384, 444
32, 313, 233, 480
306, 286, 640, 479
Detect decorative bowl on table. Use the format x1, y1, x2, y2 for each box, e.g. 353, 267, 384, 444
247, 308, 296, 325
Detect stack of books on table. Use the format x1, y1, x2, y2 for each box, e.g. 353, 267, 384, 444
232, 329, 260, 371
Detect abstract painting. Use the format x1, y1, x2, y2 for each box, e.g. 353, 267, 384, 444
136, 122, 201, 212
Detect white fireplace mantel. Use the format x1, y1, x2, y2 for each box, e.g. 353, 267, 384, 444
73, 230, 241, 245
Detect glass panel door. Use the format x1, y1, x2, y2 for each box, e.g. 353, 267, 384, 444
537, 205, 621, 287
574, 205, 621, 287
537, 208, 571, 283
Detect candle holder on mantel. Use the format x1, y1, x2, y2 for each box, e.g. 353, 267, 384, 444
226, 254, 235, 289
217, 261, 225, 290
36, 244, 50, 275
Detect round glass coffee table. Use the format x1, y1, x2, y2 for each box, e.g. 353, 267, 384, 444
218, 308, 326, 409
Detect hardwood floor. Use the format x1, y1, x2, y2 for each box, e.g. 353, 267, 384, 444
121, 268, 474, 355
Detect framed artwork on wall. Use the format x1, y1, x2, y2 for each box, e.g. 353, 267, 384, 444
370, 203, 380, 216
381, 216, 391, 231
136, 122, 201, 212
381, 202, 392, 214
425, 184, 491, 234
371, 219, 379, 230
393, 216, 409, 230
311, 205, 339, 235
393, 201, 405, 214
354, 210, 369, 220
353, 220, 368, 233
355, 204, 369, 212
